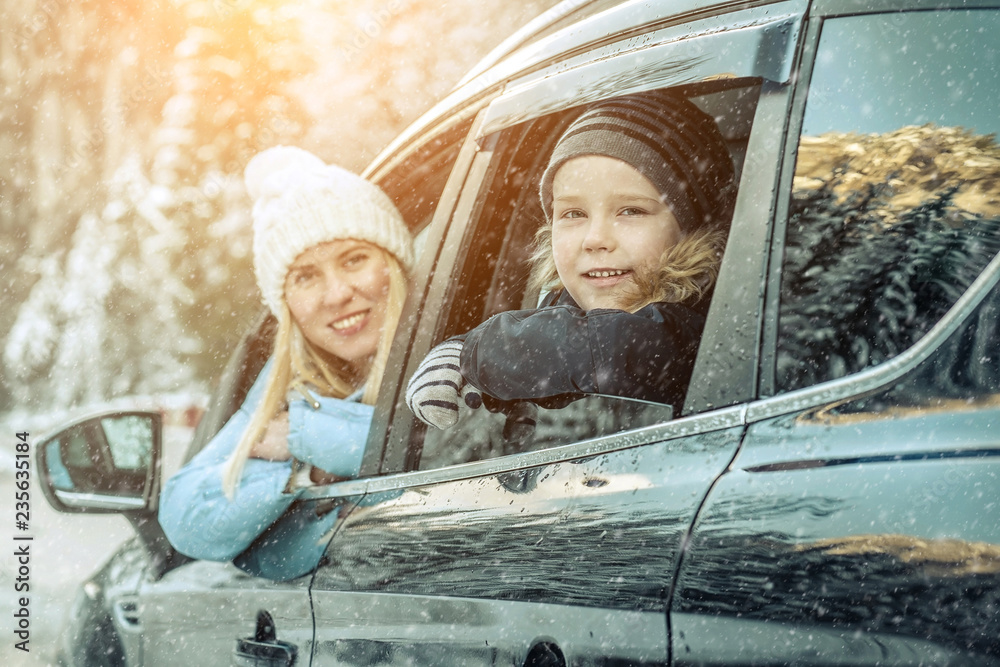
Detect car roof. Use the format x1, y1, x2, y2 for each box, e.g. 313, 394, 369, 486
363, 0, 761, 180
452, 0, 623, 88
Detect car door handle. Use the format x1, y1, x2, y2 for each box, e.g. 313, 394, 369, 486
233, 609, 297, 667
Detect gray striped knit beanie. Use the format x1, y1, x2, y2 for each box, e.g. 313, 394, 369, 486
539, 90, 735, 232
245, 146, 414, 316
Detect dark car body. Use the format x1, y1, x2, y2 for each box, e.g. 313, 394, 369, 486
38, 0, 1000, 664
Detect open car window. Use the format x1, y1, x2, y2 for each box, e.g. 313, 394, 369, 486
181, 123, 471, 466
773, 9, 1000, 395
414, 81, 762, 470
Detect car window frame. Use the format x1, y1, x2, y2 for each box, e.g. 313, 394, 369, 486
407, 78, 772, 471
360, 112, 493, 475
681, 77, 794, 415
176, 119, 477, 470
373, 120, 502, 474
811, 0, 1000, 15
366, 4, 809, 479
328, 0, 1000, 490
475, 0, 806, 142
181, 0, 812, 476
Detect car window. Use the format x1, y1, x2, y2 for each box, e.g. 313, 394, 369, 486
415, 81, 762, 470
829, 269, 1000, 418
774, 9, 1000, 393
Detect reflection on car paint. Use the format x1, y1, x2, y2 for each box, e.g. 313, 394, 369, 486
316, 430, 742, 612
676, 461, 1000, 661
678, 530, 1000, 658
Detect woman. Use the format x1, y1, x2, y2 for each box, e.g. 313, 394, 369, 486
159, 146, 412, 580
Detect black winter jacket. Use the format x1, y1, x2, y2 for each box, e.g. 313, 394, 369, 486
459, 291, 706, 412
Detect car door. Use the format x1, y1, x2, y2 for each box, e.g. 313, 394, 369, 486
303, 3, 807, 664
135, 118, 472, 666
672, 3, 1000, 664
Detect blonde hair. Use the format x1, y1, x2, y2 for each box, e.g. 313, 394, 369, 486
527, 224, 727, 313
222, 250, 408, 497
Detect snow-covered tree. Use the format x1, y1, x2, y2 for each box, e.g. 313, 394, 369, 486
3, 0, 311, 410
2, 0, 562, 413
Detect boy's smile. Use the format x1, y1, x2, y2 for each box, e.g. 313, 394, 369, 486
581, 267, 632, 290
551, 155, 684, 311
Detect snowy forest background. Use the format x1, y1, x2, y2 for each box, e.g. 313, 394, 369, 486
0, 0, 561, 422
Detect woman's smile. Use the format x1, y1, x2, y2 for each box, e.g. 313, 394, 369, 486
330, 310, 370, 333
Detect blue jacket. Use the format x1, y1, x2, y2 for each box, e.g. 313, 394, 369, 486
158, 361, 373, 580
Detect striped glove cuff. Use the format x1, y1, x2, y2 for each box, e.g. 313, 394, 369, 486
406, 340, 474, 429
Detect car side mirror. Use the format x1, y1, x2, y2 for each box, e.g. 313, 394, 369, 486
36, 411, 162, 514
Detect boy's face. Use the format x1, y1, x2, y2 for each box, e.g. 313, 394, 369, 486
551, 155, 684, 311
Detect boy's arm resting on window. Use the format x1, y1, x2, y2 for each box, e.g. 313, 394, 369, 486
459, 302, 704, 408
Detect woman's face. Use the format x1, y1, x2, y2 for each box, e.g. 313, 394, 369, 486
551, 155, 684, 310
284, 240, 392, 370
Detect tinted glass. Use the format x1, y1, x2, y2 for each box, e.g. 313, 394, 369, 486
839, 277, 1000, 414
380, 120, 472, 238
776, 10, 1000, 392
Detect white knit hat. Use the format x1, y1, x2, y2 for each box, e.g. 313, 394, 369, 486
245, 146, 414, 315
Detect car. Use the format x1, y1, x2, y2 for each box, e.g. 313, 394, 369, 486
37, 0, 1000, 664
